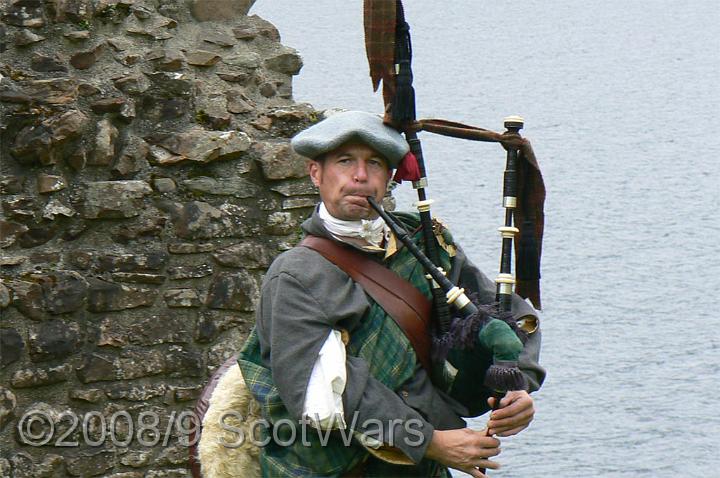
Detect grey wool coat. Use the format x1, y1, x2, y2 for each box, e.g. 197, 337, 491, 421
253, 207, 546, 464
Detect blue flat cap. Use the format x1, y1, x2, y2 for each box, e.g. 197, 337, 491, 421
291, 110, 409, 168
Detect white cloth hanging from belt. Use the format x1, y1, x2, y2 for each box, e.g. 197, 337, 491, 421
302, 329, 348, 430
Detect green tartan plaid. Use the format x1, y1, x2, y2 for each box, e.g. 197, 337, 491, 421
238, 213, 452, 477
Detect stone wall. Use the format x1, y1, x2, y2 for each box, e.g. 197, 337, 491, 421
0, 1, 319, 476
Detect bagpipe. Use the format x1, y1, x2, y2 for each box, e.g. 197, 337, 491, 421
363, 0, 546, 410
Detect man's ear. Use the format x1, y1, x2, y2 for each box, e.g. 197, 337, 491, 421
308, 160, 321, 187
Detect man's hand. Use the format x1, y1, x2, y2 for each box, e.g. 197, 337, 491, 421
425, 428, 501, 478
487, 390, 535, 437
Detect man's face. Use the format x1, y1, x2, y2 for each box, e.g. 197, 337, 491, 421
308, 142, 391, 221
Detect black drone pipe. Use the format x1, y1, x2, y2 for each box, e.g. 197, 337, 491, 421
366, 196, 477, 318
495, 116, 524, 314
391, 2, 453, 335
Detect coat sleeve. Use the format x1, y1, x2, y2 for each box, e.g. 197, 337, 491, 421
256, 250, 435, 464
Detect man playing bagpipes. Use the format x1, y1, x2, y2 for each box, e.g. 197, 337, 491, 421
236, 110, 546, 477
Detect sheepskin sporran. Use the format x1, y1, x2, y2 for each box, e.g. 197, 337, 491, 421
197, 362, 262, 478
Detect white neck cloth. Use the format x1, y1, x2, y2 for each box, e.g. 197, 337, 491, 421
318, 202, 386, 248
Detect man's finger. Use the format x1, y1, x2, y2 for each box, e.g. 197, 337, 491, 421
495, 425, 529, 437
464, 467, 486, 478
489, 407, 534, 429
490, 400, 534, 421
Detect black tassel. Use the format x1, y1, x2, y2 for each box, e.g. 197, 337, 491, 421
516, 218, 540, 281
391, 2, 416, 124
484, 361, 528, 393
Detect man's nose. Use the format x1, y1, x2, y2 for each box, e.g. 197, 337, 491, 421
353, 162, 369, 182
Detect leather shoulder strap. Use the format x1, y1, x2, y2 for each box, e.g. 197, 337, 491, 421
299, 235, 432, 373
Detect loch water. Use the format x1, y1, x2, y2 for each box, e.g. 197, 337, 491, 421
254, 1, 720, 476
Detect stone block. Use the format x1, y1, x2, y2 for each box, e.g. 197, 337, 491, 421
213, 242, 273, 269
206, 271, 259, 311
167, 264, 213, 280
90, 119, 119, 166
65, 450, 115, 477
265, 211, 297, 235
148, 128, 251, 164
0, 176, 24, 194
70, 43, 105, 70
232, 15, 280, 41
0, 283, 10, 308
79, 83, 102, 96
282, 197, 317, 210
42, 199, 76, 220
202, 31, 235, 47
15, 29, 46, 46
195, 313, 218, 343
222, 51, 261, 69
105, 384, 166, 401
113, 74, 150, 95
256, 142, 309, 180
83, 181, 152, 219
10, 124, 55, 164
145, 72, 194, 97
120, 450, 152, 467
270, 179, 317, 197
156, 443, 187, 465
28, 320, 81, 362
37, 174, 68, 194
99, 313, 190, 346
125, 15, 177, 40
190, 0, 256, 21
165, 346, 203, 377
76, 353, 116, 383
152, 178, 176, 193
163, 288, 201, 308
216, 71, 250, 84
64, 30, 91, 41
111, 273, 166, 285
0, 329, 24, 366
11, 364, 72, 388
0, 221, 29, 248
23, 78, 78, 105
2, 196, 35, 219
91, 97, 127, 114
96, 252, 168, 273
113, 135, 147, 177
226, 89, 255, 114
30, 52, 68, 72
145, 469, 189, 478
68, 388, 105, 403
167, 242, 216, 254
34, 270, 88, 315
145, 48, 180, 69
87, 279, 157, 312
0, 387, 17, 431
181, 176, 259, 198
6, 280, 45, 320
186, 50, 221, 67
264, 47, 303, 75
259, 81, 277, 98
161, 201, 253, 240
2, 2, 45, 28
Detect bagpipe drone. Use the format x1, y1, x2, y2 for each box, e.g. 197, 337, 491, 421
363, 0, 546, 422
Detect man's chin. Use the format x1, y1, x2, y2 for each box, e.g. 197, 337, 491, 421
338, 204, 377, 221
